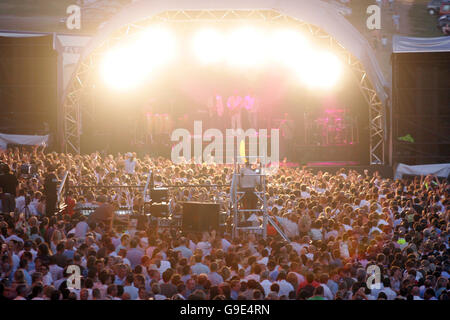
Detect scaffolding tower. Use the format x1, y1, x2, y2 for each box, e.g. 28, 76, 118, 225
230, 153, 290, 242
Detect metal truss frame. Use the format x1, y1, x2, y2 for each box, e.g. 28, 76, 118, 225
63, 9, 385, 164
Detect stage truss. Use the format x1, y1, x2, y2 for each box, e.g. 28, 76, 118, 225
63, 9, 385, 164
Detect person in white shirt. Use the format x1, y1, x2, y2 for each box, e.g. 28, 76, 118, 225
123, 274, 139, 300
39, 265, 53, 286
221, 237, 231, 252
309, 220, 323, 241
13, 284, 28, 300
197, 233, 212, 256
411, 286, 423, 300
74, 216, 89, 240
49, 258, 64, 282
257, 249, 269, 265
319, 274, 334, 300
276, 272, 295, 297
124, 153, 136, 174
380, 278, 397, 300
15, 190, 26, 214
300, 185, 311, 199
227, 92, 243, 130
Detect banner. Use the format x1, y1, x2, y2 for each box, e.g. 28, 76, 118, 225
0, 133, 49, 149
394, 163, 450, 180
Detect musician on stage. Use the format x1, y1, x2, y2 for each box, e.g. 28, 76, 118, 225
243, 93, 258, 129
280, 113, 294, 161
227, 91, 243, 130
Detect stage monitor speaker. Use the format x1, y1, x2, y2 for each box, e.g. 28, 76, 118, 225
182, 202, 220, 233
130, 214, 148, 231
149, 203, 169, 217
151, 188, 169, 202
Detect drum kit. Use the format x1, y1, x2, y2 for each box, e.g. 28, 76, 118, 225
306, 109, 358, 146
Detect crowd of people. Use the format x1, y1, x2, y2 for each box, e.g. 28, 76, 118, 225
0, 146, 448, 300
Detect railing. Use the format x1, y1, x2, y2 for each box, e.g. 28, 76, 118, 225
57, 171, 69, 204
57, 171, 69, 213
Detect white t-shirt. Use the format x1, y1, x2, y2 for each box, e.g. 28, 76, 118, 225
15, 196, 26, 213
157, 260, 171, 274
321, 283, 334, 300
75, 221, 89, 239
260, 279, 272, 296
369, 226, 383, 235
221, 239, 231, 252
257, 257, 268, 265
310, 228, 323, 241
277, 280, 294, 297
124, 158, 136, 174
343, 224, 353, 231
301, 191, 311, 199
197, 241, 212, 256
49, 264, 64, 282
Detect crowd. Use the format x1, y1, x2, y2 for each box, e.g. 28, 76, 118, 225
0, 146, 448, 300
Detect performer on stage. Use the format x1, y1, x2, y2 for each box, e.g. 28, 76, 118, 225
243, 93, 258, 129
215, 94, 224, 130
206, 94, 216, 129
227, 91, 243, 130
280, 113, 294, 161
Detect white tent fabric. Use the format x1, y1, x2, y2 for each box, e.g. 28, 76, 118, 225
55, 34, 92, 97
0, 133, 49, 150
393, 35, 450, 53
394, 163, 450, 180
0, 31, 47, 38
71, 0, 389, 104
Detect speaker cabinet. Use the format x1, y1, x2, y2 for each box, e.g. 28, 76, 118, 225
151, 188, 169, 202
182, 202, 220, 233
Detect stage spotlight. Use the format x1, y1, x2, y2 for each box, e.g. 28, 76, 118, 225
298, 51, 342, 89
269, 29, 309, 66
100, 26, 177, 90
137, 26, 177, 70
192, 29, 225, 64
100, 47, 148, 90
225, 26, 267, 67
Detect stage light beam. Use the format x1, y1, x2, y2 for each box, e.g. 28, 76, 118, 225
269, 29, 310, 67
225, 27, 267, 67
100, 26, 177, 90
100, 47, 147, 90
138, 26, 177, 70
298, 51, 342, 89
191, 29, 225, 64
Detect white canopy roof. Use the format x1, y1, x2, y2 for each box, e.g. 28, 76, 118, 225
76, 0, 389, 104
393, 35, 450, 53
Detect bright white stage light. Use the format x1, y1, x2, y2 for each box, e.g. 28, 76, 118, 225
191, 29, 225, 64
101, 26, 176, 89
225, 27, 267, 67
100, 47, 148, 90
297, 51, 342, 89
137, 26, 177, 70
269, 29, 310, 67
